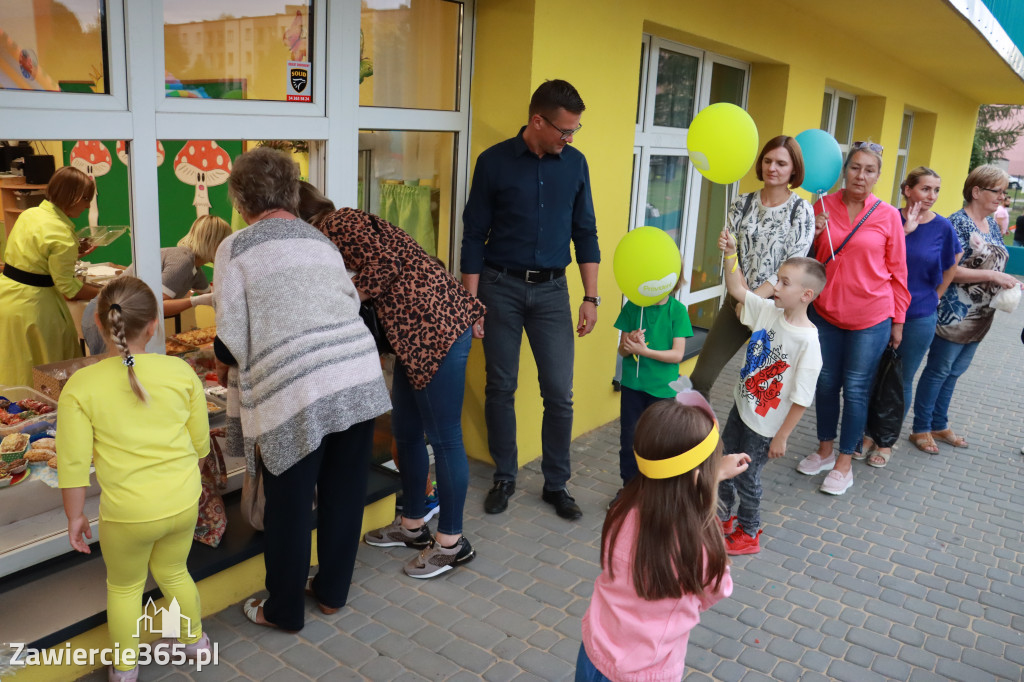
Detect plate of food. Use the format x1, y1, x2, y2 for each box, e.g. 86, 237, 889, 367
0, 458, 28, 488
175, 326, 217, 347
76, 225, 129, 249
166, 338, 198, 356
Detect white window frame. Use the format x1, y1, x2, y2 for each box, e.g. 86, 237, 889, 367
892, 111, 914, 204
821, 86, 857, 157
630, 35, 750, 314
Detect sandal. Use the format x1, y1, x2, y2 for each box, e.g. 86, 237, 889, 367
867, 447, 892, 468
909, 432, 939, 455
932, 429, 968, 448
242, 598, 299, 633
305, 575, 338, 615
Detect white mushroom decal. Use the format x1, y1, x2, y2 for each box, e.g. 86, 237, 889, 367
116, 140, 165, 167
69, 140, 112, 226
173, 141, 232, 219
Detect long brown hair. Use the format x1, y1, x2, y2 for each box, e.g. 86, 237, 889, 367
96, 277, 159, 402
602, 400, 728, 601
296, 181, 336, 227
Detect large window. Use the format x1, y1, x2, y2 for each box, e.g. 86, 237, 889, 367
891, 112, 914, 204
820, 87, 856, 193
631, 35, 749, 329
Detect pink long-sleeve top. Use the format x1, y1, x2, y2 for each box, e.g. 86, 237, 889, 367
581, 512, 732, 682
812, 191, 910, 329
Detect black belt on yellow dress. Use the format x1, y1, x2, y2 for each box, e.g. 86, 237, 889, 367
1, 264, 54, 287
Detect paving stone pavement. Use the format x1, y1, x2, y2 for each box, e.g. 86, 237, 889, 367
79, 302, 1024, 681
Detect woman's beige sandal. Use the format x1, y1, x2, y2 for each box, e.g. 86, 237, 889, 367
931, 429, 967, 448
866, 448, 892, 468
909, 432, 939, 455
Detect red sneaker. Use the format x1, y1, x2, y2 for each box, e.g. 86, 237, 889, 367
725, 527, 761, 555
720, 516, 737, 535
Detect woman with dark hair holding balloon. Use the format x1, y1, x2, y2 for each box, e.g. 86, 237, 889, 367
690, 135, 815, 397
796, 142, 909, 495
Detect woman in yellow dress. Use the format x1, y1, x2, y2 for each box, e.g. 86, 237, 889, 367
0, 167, 100, 386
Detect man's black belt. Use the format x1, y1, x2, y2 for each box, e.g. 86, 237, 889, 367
485, 261, 565, 284
2, 264, 54, 287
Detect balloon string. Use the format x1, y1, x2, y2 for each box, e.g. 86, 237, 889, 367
636, 306, 643, 378
819, 192, 835, 261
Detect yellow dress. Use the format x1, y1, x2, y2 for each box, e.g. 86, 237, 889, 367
0, 201, 84, 387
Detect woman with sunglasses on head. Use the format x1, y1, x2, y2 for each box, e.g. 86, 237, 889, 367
690, 136, 815, 398
860, 168, 961, 467
910, 165, 1020, 454
796, 142, 910, 495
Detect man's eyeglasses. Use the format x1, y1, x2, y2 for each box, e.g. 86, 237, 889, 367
980, 187, 1008, 198
539, 114, 582, 140
852, 141, 884, 154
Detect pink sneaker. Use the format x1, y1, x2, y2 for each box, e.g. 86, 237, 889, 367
797, 451, 836, 475
819, 468, 853, 495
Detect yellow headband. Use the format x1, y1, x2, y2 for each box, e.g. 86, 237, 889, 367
635, 424, 720, 479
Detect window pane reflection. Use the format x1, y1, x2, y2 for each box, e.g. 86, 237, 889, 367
359, 0, 461, 111
163, 1, 313, 102
358, 130, 455, 260
645, 155, 687, 246
653, 49, 698, 128
0, 0, 108, 94
690, 177, 725, 294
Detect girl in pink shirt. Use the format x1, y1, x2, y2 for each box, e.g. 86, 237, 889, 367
577, 392, 750, 682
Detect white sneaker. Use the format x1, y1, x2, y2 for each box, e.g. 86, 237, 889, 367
797, 451, 836, 475
819, 469, 854, 495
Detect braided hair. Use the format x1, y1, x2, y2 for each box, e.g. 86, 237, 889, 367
96, 277, 159, 402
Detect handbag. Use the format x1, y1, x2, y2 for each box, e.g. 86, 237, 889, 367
359, 300, 395, 355
194, 432, 228, 547
241, 444, 266, 531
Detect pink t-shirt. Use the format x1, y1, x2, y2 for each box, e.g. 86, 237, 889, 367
812, 191, 910, 329
581, 512, 732, 682
995, 205, 1009, 233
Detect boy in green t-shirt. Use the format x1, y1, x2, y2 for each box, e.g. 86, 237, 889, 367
613, 277, 693, 503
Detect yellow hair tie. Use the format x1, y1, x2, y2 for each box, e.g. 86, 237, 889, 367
635, 424, 720, 479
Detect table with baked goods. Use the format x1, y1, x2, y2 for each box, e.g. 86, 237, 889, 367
0, 326, 245, 579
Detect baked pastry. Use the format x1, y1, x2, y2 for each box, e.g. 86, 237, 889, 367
1, 433, 30, 453
26, 448, 56, 462
47, 456, 58, 469
165, 339, 196, 355
175, 326, 217, 346
31, 437, 56, 451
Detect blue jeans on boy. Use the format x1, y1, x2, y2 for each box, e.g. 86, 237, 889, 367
478, 266, 575, 491
717, 405, 770, 537
575, 643, 613, 682
809, 307, 891, 455
912, 335, 980, 434
618, 386, 665, 484
898, 312, 937, 421
391, 328, 473, 536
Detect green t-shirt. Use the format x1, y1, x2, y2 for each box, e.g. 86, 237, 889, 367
614, 298, 693, 398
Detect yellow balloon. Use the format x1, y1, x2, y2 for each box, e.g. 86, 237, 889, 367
613, 227, 683, 307
687, 103, 759, 185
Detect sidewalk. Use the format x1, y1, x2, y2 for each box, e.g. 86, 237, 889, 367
81, 302, 1024, 681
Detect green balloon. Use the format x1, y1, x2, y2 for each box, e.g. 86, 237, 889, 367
687, 103, 759, 185
613, 226, 683, 307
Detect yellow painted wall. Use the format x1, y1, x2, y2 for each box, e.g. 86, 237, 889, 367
465, 0, 990, 467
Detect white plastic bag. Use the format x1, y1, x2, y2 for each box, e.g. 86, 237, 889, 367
990, 284, 1021, 313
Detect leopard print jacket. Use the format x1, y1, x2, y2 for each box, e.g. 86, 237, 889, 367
314, 208, 486, 390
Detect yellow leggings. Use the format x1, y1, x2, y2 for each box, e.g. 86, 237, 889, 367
100, 505, 203, 671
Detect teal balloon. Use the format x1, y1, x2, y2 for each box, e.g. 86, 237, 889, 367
796, 129, 842, 195
613, 226, 683, 307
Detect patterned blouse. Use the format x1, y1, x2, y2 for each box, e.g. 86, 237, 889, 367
314, 208, 486, 389
729, 191, 815, 290
935, 209, 1008, 345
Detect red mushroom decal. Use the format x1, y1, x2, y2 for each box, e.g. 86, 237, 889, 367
69, 141, 112, 226
173, 141, 232, 219
116, 140, 165, 167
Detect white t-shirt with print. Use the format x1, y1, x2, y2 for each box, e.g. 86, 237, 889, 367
733, 291, 822, 438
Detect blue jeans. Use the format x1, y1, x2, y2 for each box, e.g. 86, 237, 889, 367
81, 298, 107, 354
810, 307, 891, 455
575, 643, 613, 682
618, 386, 666, 484
912, 335, 979, 434
718, 404, 771, 536
391, 328, 472, 536
478, 267, 575, 490
897, 312, 937, 422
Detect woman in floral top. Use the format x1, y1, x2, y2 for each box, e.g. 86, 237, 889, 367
690, 136, 815, 397
298, 182, 486, 579
911, 165, 1021, 453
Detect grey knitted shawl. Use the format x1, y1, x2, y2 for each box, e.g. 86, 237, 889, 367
214, 217, 391, 476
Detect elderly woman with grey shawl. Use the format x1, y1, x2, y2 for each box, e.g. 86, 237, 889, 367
213, 148, 391, 632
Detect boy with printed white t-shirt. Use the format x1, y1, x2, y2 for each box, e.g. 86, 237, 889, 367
716, 230, 824, 555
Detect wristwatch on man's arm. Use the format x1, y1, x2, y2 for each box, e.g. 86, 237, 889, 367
583, 296, 601, 306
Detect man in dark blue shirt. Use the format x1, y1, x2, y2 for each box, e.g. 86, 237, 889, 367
461, 79, 600, 521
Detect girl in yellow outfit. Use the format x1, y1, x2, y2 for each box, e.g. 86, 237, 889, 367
0, 166, 101, 386
58, 277, 211, 682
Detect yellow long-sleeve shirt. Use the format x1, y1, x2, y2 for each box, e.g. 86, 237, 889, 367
57, 354, 209, 523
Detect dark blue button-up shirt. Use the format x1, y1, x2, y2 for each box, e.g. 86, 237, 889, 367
460, 128, 600, 273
